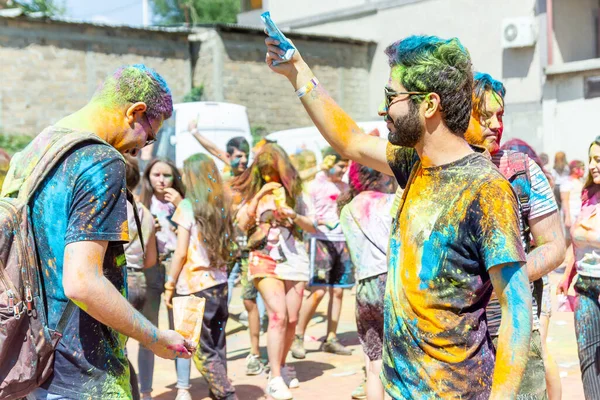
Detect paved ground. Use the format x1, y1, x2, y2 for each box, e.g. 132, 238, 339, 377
127, 270, 585, 399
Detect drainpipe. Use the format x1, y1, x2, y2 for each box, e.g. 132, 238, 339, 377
546, 0, 554, 65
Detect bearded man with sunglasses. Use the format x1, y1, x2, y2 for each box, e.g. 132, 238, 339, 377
264, 35, 532, 399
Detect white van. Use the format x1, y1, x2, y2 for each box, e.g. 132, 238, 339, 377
147, 101, 252, 171
266, 120, 388, 164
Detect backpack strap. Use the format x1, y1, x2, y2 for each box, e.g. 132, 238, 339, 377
498, 151, 532, 252
20, 132, 109, 202
506, 151, 531, 221
126, 189, 146, 255
55, 301, 76, 334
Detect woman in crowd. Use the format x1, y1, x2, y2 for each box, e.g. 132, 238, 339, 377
553, 151, 570, 208
338, 162, 395, 400
232, 143, 316, 400
558, 136, 600, 399
163, 153, 237, 400
501, 139, 562, 400
138, 158, 186, 400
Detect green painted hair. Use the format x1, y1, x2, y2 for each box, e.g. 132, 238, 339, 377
385, 35, 473, 135
92, 64, 173, 122
473, 72, 506, 119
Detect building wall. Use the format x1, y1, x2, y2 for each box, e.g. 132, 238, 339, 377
0, 17, 372, 137
543, 68, 600, 162
552, 0, 598, 64
0, 17, 191, 135
288, 1, 539, 103
267, 0, 367, 24
191, 28, 373, 132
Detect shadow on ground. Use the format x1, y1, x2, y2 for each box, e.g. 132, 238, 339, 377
153, 380, 266, 400
289, 360, 336, 382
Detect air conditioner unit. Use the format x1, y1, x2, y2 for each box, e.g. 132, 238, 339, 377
501, 17, 537, 48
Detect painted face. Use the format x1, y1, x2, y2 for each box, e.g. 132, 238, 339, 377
328, 160, 348, 182
590, 144, 600, 185
261, 165, 281, 183
380, 74, 424, 147
124, 112, 164, 157
465, 90, 504, 154
573, 165, 585, 179
229, 148, 248, 176
149, 161, 174, 195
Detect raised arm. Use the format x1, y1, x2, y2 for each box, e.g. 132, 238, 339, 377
188, 120, 231, 165
265, 37, 392, 176
488, 262, 532, 400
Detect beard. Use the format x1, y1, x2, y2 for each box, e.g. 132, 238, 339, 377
387, 101, 424, 147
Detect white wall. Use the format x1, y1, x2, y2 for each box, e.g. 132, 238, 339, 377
552, 0, 598, 64
543, 70, 600, 162
285, 0, 542, 122
268, 0, 368, 24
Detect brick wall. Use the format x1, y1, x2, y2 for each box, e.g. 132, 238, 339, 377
0, 17, 191, 135
192, 27, 374, 133
0, 18, 373, 137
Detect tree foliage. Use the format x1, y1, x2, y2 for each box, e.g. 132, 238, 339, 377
182, 85, 204, 102
9, 0, 65, 16
150, 0, 239, 25
0, 133, 34, 155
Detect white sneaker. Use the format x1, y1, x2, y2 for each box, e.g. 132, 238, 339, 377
140, 394, 152, 400
175, 389, 192, 400
281, 365, 300, 389
265, 376, 293, 400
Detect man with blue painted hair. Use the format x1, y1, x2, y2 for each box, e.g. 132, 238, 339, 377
466, 72, 565, 400
11, 64, 193, 400
264, 34, 531, 399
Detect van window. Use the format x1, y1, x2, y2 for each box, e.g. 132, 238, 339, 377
152, 111, 176, 162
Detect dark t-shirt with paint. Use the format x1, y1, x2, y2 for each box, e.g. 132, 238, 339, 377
31, 133, 130, 398
381, 145, 526, 399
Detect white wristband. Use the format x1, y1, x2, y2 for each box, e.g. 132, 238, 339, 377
296, 77, 319, 98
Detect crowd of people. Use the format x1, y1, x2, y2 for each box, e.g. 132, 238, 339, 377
1, 30, 600, 400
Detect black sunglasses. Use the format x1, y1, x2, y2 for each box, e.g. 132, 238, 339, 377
142, 113, 157, 146
384, 87, 427, 110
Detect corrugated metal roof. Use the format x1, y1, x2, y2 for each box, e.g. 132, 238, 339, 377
0, 11, 375, 45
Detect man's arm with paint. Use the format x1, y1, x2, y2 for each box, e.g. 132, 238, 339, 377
527, 211, 565, 281
63, 241, 193, 360
557, 244, 577, 295
488, 262, 532, 400
264, 37, 393, 176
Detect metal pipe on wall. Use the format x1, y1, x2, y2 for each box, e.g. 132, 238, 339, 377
546, 0, 554, 65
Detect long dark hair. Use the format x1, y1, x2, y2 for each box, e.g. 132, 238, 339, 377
140, 158, 186, 208
230, 143, 302, 211
581, 136, 600, 207
182, 154, 234, 267
337, 162, 392, 214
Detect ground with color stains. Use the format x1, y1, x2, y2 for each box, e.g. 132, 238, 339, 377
126, 269, 584, 399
